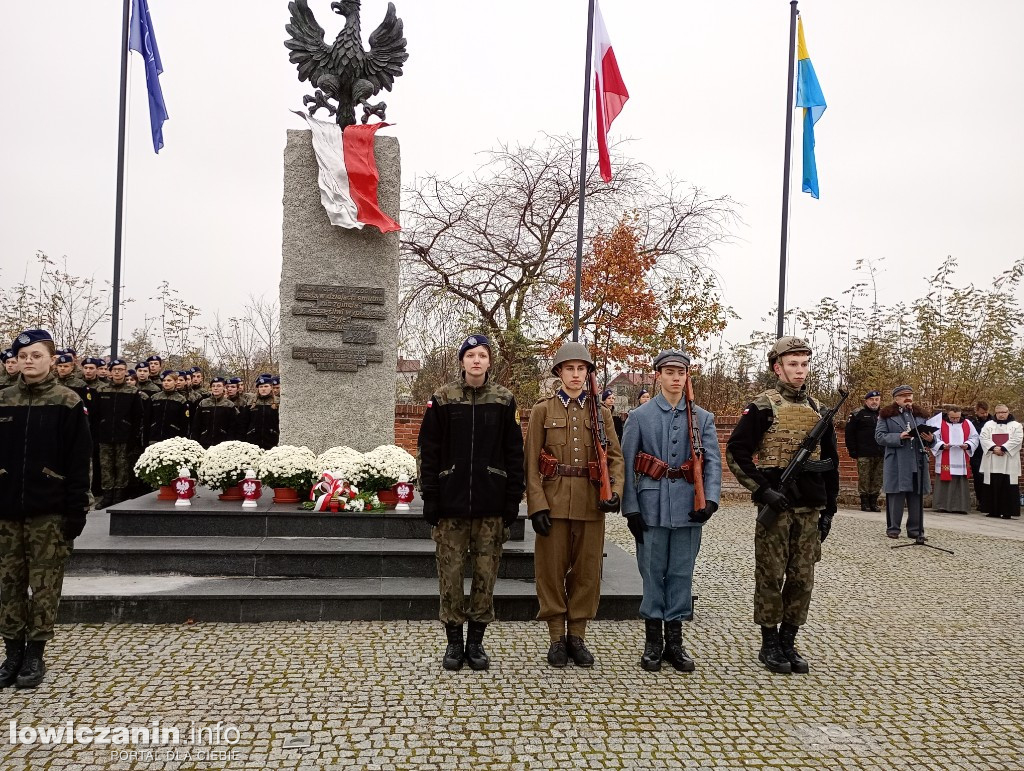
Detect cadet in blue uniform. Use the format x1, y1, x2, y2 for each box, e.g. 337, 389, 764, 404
621, 350, 721, 672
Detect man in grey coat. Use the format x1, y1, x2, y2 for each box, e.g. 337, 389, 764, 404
621, 350, 722, 672
875, 385, 936, 540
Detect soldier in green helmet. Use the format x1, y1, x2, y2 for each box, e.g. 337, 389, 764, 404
726, 336, 839, 675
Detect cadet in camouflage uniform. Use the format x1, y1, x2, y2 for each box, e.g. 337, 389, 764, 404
1, 349, 19, 389
242, 375, 279, 450
726, 337, 839, 675
192, 377, 240, 448
0, 330, 92, 689
146, 371, 191, 445
145, 355, 163, 381
92, 359, 144, 507
525, 342, 624, 668
134, 362, 161, 397
417, 334, 525, 671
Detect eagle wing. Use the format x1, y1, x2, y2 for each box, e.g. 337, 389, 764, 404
363, 2, 409, 94
284, 0, 332, 85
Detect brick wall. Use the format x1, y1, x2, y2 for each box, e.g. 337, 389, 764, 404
394, 407, 1019, 504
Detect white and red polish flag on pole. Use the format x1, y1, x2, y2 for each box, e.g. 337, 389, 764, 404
293, 112, 401, 233
592, 0, 629, 183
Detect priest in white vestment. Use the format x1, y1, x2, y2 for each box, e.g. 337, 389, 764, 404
927, 406, 980, 513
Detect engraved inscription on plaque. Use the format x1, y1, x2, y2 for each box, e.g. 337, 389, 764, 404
292, 284, 387, 372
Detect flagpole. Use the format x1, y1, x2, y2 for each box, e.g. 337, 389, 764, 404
572, 0, 597, 343
776, 0, 799, 340
110, 0, 132, 359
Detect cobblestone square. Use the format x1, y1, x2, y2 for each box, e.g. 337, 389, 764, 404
3, 505, 1022, 770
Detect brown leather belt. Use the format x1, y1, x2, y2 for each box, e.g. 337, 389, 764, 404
555, 464, 590, 478
665, 467, 689, 479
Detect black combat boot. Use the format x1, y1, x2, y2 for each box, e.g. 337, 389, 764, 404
442, 623, 465, 671
758, 625, 792, 674
860, 494, 871, 512
0, 639, 25, 688
778, 622, 809, 674
464, 621, 490, 671
640, 619, 663, 672
565, 635, 595, 668
16, 640, 46, 689
547, 636, 568, 668
869, 497, 881, 512
662, 621, 695, 672
97, 492, 114, 510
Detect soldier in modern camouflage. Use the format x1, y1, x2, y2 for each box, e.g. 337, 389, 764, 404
134, 362, 161, 396
0, 349, 18, 389
192, 377, 241, 447
242, 375, 279, 449
417, 334, 525, 672
0, 329, 92, 689
147, 370, 191, 444
725, 336, 839, 675
92, 359, 144, 507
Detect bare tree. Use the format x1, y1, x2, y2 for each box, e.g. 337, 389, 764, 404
206, 294, 280, 382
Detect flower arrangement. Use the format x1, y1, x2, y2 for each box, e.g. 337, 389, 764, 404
198, 441, 266, 492
352, 444, 417, 492
316, 446, 364, 481
303, 472, 382, 512
257, 445, 319, 494
134, 438, 207, 488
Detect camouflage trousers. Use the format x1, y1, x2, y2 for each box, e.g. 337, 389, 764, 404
754, 508, 821, 627
432, 517, 507, 625
0, 515, 71, 641
857, 456, 884, 496
99, 443, 132, 492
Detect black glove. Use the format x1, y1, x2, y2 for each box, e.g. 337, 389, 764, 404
688, 500, 719, 524
63, 511, 88, 541
422, 498, 440, 526
754, 485, 790, 514
502, 504, 520, 527
625, 513, 646, 544
530, 510, 553, 536
818, 512, 834, 542
597, 492, 621, 513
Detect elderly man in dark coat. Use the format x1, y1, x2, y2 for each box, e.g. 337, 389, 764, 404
875, 385, 936, 540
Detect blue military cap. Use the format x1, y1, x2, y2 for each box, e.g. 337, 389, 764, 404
189, 366, 202, 374
12, 329, 53, 356
0, 349, 14, 362
134, 361, 148, 370
145, 355, 162, 364
210, 376, 226, 385
638, 388, 650, 397
177, 370, 190, 378
160, 369, 176, 379
256, 374, 273, 386
601, 389, 614, 401
82, 357, 103, 367
653, 349, 691, 370
864, 390, 881, 399
109, 359, 127, 369
458, 334, 491, 361
56, 354, 74, 365
270, 376, 280, 385
228, 377, 242, 385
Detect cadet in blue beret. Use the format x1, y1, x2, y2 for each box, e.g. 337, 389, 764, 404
1, 349, 19, 389
242, 374, 279, 449
147, 370, 191, 445
0, 329, 92, 688
843, 390, 884, 511
271, 376, 281, 401
92, 358, 143, 508
145, 355, 162, 381
192, 378, 240, 448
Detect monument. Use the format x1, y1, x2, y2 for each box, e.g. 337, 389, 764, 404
279, 0, 409, 452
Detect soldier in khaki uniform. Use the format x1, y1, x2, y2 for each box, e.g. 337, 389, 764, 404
726, 337, 839, 675
525, 342, 624, 668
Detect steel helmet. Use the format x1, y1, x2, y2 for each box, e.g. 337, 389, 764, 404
551, 341, 595, 377
767, 336, 812, 367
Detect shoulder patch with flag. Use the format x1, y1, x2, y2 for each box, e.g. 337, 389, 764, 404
293, 113, 401, 233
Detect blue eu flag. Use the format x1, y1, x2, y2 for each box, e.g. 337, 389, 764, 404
128, 0, 169, 153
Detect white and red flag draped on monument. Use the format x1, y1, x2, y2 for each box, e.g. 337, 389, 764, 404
592, 1, 629, 183
294, 113, 401, 233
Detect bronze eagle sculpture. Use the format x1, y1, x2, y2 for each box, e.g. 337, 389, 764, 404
285, 0, 408, 127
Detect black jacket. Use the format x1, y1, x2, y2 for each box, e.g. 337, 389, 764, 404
92, 381, 144, 444
147, 391, 191, 444
417, 377, 526, 520
0, 374, 93, 520
192, 396, 240, 448
244, 396, 280, 450
844, 406, 884, 458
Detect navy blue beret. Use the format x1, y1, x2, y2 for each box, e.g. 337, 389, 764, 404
66, 347, 77, 356
864, 390, 881, 399
135, 362, 148, 370
12, 329, 53, 355
256, 375, 273, 386
145, 355, 162, 363
271, 376, 280, 385
109, 359, 127, 368
458, 334, 491, 361
160, 370, 176, 379
228, 377, 242, 385
82, 357, 103, 367
0, 349, 14, 362
177, 370, 189, 378
56, 354, 74, 364
602, 389, 614, 401
211, 376, 226, 384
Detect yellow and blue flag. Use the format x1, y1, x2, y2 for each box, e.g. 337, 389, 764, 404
796, 17, 826, 198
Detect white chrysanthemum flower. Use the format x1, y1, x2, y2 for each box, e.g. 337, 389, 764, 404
134, 438, 206, 488
257, 445, 318, 490
198, 441, 266, 491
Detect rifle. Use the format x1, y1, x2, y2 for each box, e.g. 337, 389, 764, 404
756, 388, 850, 527
684, 371, 706, 512
587, 371, 615, 505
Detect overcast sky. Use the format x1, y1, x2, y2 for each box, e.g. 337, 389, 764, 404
2, 0, 1022, 357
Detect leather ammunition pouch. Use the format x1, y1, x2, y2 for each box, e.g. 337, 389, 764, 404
634, 451, 695, 483
539, 450, 558, 480
540, 450, 600, 483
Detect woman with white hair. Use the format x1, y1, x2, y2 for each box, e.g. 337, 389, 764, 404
979, 404, 1022, 519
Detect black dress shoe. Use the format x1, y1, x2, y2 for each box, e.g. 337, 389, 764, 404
565, 635, 594, 667
547, 637, 568, 668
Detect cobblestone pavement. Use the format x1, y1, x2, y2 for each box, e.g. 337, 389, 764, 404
3, 505, 1022, 770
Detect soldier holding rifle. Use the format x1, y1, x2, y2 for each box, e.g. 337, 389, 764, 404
726, 337, 840, 675
620, 350, 721, 673
525, 342, 624, 668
